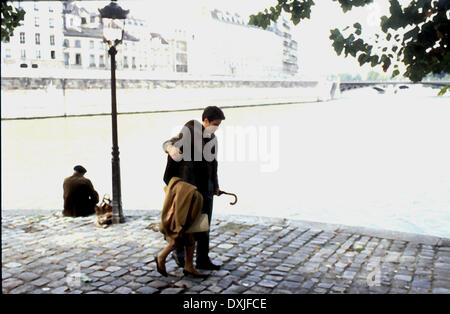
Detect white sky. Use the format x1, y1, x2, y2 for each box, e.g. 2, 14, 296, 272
82, 0, 392, 79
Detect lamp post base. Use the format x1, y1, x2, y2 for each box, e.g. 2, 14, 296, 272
112, 213, 125, 224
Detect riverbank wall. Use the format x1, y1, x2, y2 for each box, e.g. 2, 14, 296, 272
1, 74, 338, 119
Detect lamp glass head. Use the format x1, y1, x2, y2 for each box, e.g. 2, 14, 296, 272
98, 1, 129, 43
102, 18, 123, 42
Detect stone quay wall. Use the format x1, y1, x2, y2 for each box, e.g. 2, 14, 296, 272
1, 77, 335, 119
1, 77, 318, 91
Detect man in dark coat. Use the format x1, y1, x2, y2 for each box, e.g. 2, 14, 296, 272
162, 106, 225, 270
63, 165, 99, 217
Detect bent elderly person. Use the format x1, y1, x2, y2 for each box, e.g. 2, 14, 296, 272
63, 165, 99, 217
155, 176, 208, 278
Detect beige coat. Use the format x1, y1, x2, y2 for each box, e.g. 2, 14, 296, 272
159, 177, 203, 245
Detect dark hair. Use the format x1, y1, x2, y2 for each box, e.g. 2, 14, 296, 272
202, 106, 225, 122
74, 165, 87, 174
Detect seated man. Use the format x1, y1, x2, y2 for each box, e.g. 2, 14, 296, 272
63, 165, 99, 217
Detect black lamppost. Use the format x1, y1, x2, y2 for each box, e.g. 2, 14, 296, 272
99, 1, 129, 224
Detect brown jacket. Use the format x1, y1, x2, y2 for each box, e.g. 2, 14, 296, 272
63, 173, 99, 217
159, 177, 203, 245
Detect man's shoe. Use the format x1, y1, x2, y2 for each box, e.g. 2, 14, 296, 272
183, 269, 209, 279
172, 252, 185, 268
196, 259, 221, 270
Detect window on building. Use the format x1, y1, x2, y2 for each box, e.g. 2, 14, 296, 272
89, 55, 95, 67
63, 39, 69, 47
36, 50, 41, 59
64, 53, 69, 65
70, 18, 73, 27
75, 54, 81, 65
5, 49, 12, 58
132, 57, 136, 68
99, 55, 105, 67
49, 5, 53, 12
89, 40, 94, 49
123, 56, 129, 68
49, 18, 54, 28
20, 32, 25, 44
34, 0, 38, 11
81, 17, 87, 24
176, 53, 187, 64
51, 50, 56, 59
35, 17, 40, 27
21, 49, 26, 60
75, 40, 81, 48
50, 35, 55, 46
35, 33, 40, 45
177, 41, 187, 51
176, 64, 188, 72
90, 16, 96, 23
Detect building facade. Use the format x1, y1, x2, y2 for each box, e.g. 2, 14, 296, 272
148, 32, 171, 73
278, 17, 299, 76
187, 8, 298, 78
62, 1, 140, 71
1, 0, 64, 69
1, 1, 299, 78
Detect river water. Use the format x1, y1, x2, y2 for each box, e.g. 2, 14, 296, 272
2, 86, 449, 238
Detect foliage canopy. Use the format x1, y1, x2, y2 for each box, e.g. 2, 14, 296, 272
1, 2, 25, 43
249, 0, 450, 83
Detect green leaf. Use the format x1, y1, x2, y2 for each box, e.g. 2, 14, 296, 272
358, 53, 369, 65
438, 86, 450, 96
404, 26, 420, 41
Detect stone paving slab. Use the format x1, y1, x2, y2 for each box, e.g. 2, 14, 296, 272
2, 210, 450, 294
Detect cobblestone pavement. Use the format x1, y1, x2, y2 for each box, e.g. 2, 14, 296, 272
2, 210, 450, 294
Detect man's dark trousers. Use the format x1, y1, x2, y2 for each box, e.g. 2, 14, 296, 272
194, 196, 214, 263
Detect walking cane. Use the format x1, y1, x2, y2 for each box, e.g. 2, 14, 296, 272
217, 190, 238, 205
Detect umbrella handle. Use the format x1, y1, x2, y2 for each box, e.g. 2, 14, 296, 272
218, 190, 238, 205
